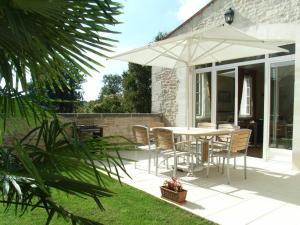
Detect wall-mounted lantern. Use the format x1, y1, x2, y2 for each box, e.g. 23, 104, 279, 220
224, 8, 234, 25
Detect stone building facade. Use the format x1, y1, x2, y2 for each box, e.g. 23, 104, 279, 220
152, 0, 300, 126
151, 0, 300, 169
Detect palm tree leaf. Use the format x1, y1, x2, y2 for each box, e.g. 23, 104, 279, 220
0, 0, 122, 124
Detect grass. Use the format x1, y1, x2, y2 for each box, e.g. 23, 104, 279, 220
1, 117, 215, 224
0, 179, 215, 225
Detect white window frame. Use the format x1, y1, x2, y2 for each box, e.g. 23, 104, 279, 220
195, 73, 211, 119
194, 54, 295, 160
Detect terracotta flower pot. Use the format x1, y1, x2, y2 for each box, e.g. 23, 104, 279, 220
160, 186, 187, 203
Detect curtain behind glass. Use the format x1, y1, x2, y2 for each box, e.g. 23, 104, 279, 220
195, 72, 211, 123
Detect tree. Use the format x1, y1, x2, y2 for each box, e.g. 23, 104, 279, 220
0, 0, 122, 121
29, 61, 86, 113
93, 94, 125, 113
99, 74, 123, 100
123, 63, 151, 112
154, 32, 168, 41
46, 62, 85, 113
94, 74, 126, 113
0, 1, 130, 225
77, 100, 100, 113
122, 32, 168, 113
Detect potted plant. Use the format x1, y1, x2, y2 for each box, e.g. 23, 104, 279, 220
160, 177, 187, 203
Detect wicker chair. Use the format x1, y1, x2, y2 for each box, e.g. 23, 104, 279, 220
218, 123, 240, 130
207, 129, 252, 184
213, 123, 240, 168
197, 122, 217, 129
215, 124, 240, 150
152, 128, 189, 177
197, 122, 217, 140
132, 125, 156, 173
192, 122, 217, 163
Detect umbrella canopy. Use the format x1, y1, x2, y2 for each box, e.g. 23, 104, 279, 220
111, 25, 288, 68
110, 25, 289, 127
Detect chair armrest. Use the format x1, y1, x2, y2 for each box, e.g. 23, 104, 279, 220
212, 140, 229, 146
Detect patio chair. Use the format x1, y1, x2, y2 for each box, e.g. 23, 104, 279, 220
148, 121, 165, 128
218, 123, 240, 130
197, 122, 217, 129
215, 123, 240, 149
132, 125, 156, 173
214, 123, 240, 169
152, 128, 190, 177
196, 123, 217, 141
147, 121, 165, 144
207, 129, 252, 184
193, 122, 217, 163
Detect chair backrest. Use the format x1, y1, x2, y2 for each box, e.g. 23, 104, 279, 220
197, 122, 217, 129
217, 124, 239, 142
229, 129, 252, 153
218, 123, 240, 130
132, 125, 150, 145
152, 128, 174, 150
148, 121, 165, 128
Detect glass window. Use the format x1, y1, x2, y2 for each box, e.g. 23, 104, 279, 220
239, 75, 252, 117
195, 72, 211, 123
269, 61, 295, 150
217, 69, 235, 124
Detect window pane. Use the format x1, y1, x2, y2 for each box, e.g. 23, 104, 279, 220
217, 69, 235, 124
195, 72, 211, 123
269, 61, 295, 150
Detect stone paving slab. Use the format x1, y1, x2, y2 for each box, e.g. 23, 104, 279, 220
117, 151, 300, 225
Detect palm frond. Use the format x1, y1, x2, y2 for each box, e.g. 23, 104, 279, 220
0, 0, 122, 123
0, 119, 135, 225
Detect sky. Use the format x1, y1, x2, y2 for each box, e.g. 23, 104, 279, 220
82, 0, 211, 101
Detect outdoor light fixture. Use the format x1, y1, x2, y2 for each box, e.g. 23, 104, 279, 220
224, 8, 234, 25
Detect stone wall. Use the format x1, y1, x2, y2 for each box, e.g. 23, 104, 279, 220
3, 113, 163, 144
169, 0, 300, 38
151, 0, 300, 126
59, 113, 163, 139
151, 67, 178, 126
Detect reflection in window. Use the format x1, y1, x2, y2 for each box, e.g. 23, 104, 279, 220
217, 69, 235, 124
195, 72, 211, 123
269, 61, 295, 150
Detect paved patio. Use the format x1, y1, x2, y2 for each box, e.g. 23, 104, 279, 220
118, 151, 300, 225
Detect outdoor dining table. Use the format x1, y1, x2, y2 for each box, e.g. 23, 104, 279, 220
153, 127, 233, 176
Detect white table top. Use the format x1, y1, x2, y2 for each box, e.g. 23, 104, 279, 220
151, 127, 232, 136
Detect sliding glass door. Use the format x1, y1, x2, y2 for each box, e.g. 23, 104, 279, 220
269, 61, 295, 150
194, 54, 295, 161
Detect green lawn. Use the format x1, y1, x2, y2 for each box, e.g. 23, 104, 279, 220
0, 179, 215, 225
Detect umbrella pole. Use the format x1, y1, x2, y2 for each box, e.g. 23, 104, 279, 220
187, 66, 193, 130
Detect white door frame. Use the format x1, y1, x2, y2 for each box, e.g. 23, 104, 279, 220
265, 57, 295, 161
214, 67, 238, 125
194, 54, 295, 160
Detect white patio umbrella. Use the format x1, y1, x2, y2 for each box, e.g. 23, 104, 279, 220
110, 25, 288, 127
